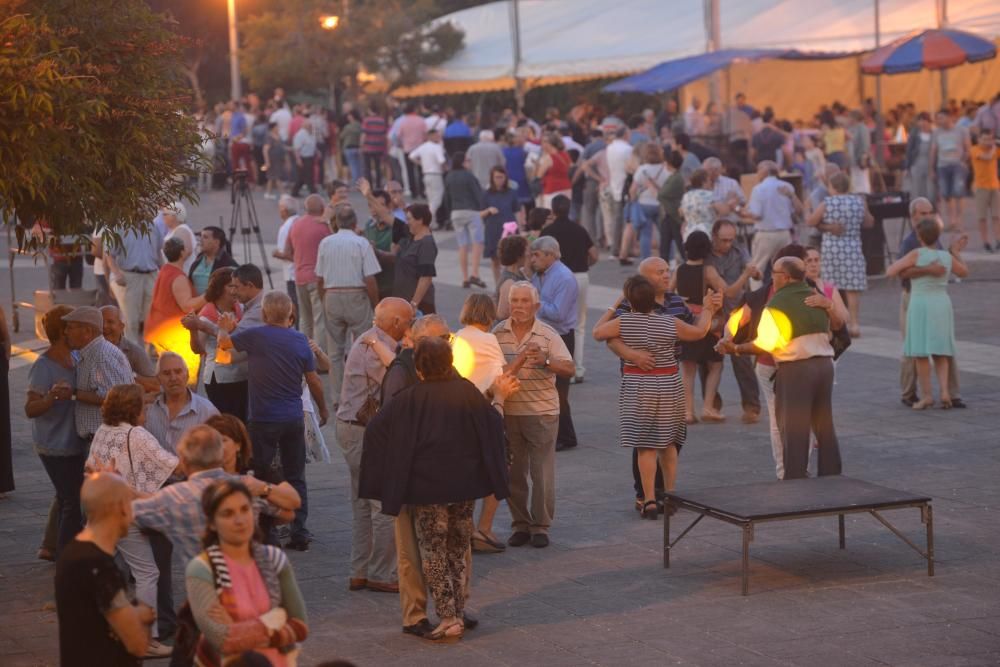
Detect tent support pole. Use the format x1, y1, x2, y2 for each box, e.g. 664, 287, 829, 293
705, 0, 722, 107
937, 0, 949, 106
510, 0, 524, 113
874, 0, 886, 170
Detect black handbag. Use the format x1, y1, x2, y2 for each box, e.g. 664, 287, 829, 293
831, 324, 852, 361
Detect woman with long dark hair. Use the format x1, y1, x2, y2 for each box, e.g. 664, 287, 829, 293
186, 479, 308, 666
482, 165, 524, 287
189, 267, 248, 422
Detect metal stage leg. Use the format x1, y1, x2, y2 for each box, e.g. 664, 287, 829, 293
839, 514, 846, 549
741, 522, 753, 596
663, 509, 670, 569
923, 504, 935, 577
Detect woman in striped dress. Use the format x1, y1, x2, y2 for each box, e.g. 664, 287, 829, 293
593, 275, 722, 519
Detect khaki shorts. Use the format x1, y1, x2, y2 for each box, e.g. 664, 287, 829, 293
974, 188, 1000, 219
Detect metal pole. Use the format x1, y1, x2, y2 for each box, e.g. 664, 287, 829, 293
227, 0, 241, 101
937, 0, 948, 108
510, 0, 524, 113
705, 0, 721, 107
874, 0, 886, 170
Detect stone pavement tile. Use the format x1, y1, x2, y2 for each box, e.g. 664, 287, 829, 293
839, 622, 1000, 665
643, 631, 795, 667
955, 616, 1000, 637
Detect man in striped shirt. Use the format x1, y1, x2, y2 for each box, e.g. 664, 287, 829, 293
606, 257, 693, 511
493, 281, 575, 549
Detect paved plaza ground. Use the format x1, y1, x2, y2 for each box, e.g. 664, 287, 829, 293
1, 189, 999, 666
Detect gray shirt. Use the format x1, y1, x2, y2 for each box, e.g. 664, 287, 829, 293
108, 225, 164, 273
336, 325, 396, 422
706, 246, 749, 312
467, 141, 505, 188
144, 390, 219, 454
116, 335, 156, 377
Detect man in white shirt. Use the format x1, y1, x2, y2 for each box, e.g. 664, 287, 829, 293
408, 130, 447, 216
273, 195, 300, 325
742, 161, 803, 288
269, 105, 292, 143
292, 123, 318, 196
424, 105, 447, 133
685, 97, 706, 136
601, 126, 634, 257
315, 204, 382, 402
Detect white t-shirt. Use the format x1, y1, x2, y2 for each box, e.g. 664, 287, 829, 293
164, 223, 196, 274
277, 215, 297, 283
269, 107, 292, 142
633, 163, 669, 206
408, 141, 446, 175
92, 229, 105, 276
606, 139, 633, 202
454, 325, 506, 395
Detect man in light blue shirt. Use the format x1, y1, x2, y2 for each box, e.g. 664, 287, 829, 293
103, 221, 164, 343
529, 236, 579, 450
743, 160, 803, 288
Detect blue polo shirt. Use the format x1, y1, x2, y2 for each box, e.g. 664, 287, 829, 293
230, 326, 316, 422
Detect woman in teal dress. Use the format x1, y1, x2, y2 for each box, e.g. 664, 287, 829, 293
887, 218, 968, 410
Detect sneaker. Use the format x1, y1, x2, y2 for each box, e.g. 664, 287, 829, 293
145, 639, 173, 659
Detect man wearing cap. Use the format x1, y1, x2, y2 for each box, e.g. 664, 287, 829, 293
61, 307, 135, 441
103, 222, 164, 344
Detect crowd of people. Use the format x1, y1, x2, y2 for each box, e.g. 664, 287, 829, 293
3, 85, 990, 665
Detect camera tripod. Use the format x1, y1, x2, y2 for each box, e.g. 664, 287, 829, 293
228, 169, 274, 288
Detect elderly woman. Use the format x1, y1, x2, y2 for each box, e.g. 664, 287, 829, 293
162, 202, 197, 274
188, 267, 247, 421
25, 305, 85, 556
393, 203, 439, 314
360, 337, 513, 642
86, 383, 179, 655
594, 276, 722, 519
536, 132, 572, 208
146, 237, 207, 377
806, 171, 874, 337
187, 479, 308, 666
680, 169, 732, 241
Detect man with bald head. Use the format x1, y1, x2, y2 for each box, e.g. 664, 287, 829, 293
285, 193, 333, 357
600, 256, 693, 510
720, 256, 841, 479
336, 296, 414, 592
56, 473, 154, 664
100, 305, 157, 390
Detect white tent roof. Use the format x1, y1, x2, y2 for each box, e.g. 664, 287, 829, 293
395, 0, 1000, 96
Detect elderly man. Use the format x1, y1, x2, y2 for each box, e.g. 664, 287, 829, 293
132, 424, 300, 564
144, 352, 218, 454
602, 257, 693, 510
706, 220, 761, 423
272, 195, 300, 323
720, 257, 842, 479
316, 204, 381, 403
467, 129, 506, 188
56, 473, 155, 665
61, 307, 134, 442
336, 297, 413, 594
897, 198, 965, 408
494, 281, 575, 548
704, 157, 746, 226
103, 223, 164, 344
529, 236, 579, 451
285, 194, 332, 354
221, 291, 327, 551
743, 160, 803, 289
99, 305, 157, 391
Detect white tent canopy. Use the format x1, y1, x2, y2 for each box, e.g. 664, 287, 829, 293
394, 0, 1000, 98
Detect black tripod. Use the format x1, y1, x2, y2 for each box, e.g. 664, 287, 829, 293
228, 169, 274, 288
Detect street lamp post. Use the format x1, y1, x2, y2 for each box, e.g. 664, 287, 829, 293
227, 0, 241, 101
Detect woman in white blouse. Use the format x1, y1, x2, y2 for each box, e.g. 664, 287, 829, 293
86, 383, 178, 654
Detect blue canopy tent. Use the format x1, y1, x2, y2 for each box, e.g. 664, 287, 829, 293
603, 48, 856, 94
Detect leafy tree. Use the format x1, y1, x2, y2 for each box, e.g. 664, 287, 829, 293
0, 0, 203, 246
239, 0, 464, 97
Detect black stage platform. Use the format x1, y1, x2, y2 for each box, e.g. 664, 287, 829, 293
662, 476, 934, 595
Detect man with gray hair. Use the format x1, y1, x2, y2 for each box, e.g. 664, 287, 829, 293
272, 195, 300, 323
704, 156, 746, 227
529, 236, 579, 451
220, 290, 327, 550
467, 129, 506, 188
742, 160, 803, 288
144, 351, 218, 454
316, 203, 381, 401
896, 198, 965, 407
494, 281, 575, 547
284, 193, 332, 355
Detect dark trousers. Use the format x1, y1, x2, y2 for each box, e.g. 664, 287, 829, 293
631, 448, 664, 499
556, 332, 578, 449
49, 257, 84, 291
774, 357, 841, 479
729, 139, 750, 173
292, 156, 316, 196
697, 354, 761, 413
363, 152, 384, 188
38, 453, 86, 555
249, 420, 309, 539
149, 531, 176, 638
204, 379, 249, 424
405, 154, 424, 198
659, 215, 685, 263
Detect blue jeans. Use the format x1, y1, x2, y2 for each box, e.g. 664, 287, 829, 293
634, 203, 659, 260
249, 420, 309, 540
344, 147, 363, 184
38, 454, 86, 556
937, 163, 966, 199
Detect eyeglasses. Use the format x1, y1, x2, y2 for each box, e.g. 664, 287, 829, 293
771, 270, 788, 276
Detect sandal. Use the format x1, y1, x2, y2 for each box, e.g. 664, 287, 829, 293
427, 620, 464, 643
939, 399, 953, 410
701, 411, 726, 423
640, 500, 659, 520
471, 530, 506, 553
685, 415, 699, 425
912, 398, 934, 411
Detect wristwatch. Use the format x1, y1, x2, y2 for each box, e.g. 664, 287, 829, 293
262, 483, 272, 498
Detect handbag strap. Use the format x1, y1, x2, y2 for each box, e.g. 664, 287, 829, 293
126, 427, 135, 477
